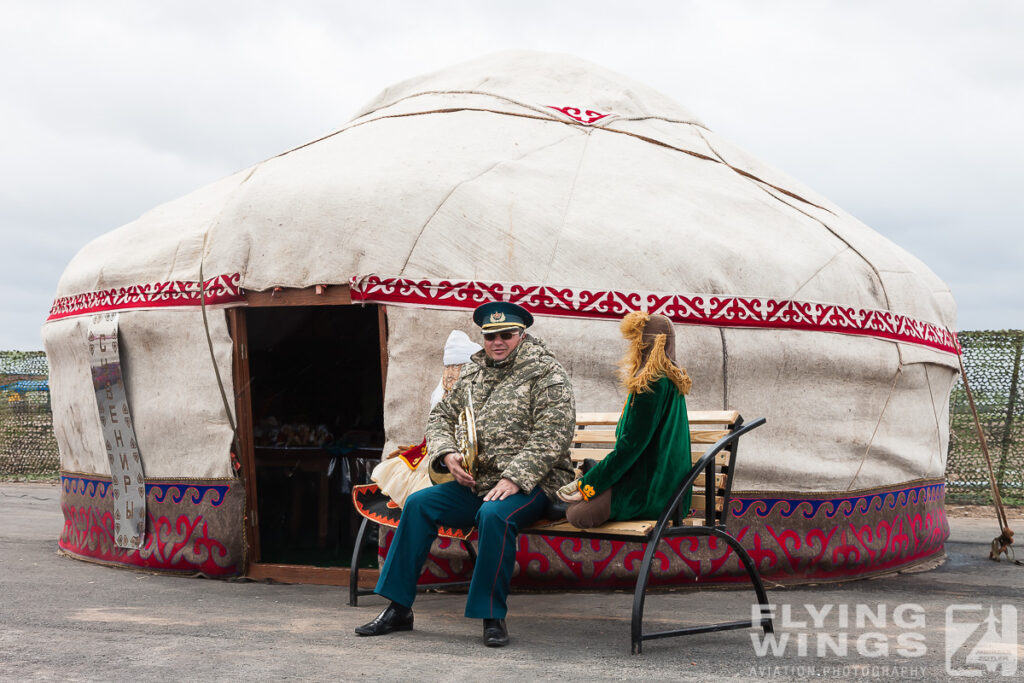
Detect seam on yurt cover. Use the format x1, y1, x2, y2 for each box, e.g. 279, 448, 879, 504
719, 328, 729, 410
542, 129, 593, 283
691, 127, 834, 214
922, 364, 945, 475
273, 104, 829, 219
277, 106, 717, 168
278, 107, 564, 159
745, 181, 899, 369
363, 103, 837, 217
783, 247, 850, 302
845, 362, 903, 491
353, 89, 571, 125
194, 165, 262, 471
693, 126, 829, 213
694, 129, 890, 295
603, 114, 706, 128
398, 130, 582, 275
356, 88, 708, 130
199, 251, 240, 468
755, 184, 890, 306
165, 237, 185, 282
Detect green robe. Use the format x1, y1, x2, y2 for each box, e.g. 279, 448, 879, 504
581, 376, 692, 520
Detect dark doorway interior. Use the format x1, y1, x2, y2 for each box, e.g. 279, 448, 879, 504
246, 305, 384, 567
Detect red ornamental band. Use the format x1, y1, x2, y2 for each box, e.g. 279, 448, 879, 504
371, 480, 949, 587
44, 271, 959, 355
546, 105, 611, 125
47, 273, 244, 321
349, 275, 960, 356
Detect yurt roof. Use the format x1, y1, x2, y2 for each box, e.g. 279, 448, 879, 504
50, 50, 955, 352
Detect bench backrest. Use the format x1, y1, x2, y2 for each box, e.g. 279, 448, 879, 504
572, 410, 743, 528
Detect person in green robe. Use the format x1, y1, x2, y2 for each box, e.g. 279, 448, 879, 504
557, 311, 692, 527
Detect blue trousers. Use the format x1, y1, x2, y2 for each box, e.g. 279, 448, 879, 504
375, 481, 549, 619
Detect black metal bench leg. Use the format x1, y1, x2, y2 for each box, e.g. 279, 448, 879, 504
349, 516, 370, 606
711, 529, 774, 634
630, 534, 664, 654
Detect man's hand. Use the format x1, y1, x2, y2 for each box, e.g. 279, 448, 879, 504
444, 452, 476, 488
483, 477, 520, 502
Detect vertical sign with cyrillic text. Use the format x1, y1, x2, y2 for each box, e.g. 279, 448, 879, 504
88, 313, 146, 549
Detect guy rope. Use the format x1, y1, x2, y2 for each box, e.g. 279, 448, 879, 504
957, 352, 1020, 564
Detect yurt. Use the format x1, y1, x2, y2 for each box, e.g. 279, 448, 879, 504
44, 51, 956, 586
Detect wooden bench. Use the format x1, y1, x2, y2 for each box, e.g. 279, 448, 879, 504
349, 410, 772, 654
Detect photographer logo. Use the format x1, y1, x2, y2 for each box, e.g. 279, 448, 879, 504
945, 604, 1017, 677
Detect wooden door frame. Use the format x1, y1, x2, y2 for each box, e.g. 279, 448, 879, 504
228, 284, 384, 587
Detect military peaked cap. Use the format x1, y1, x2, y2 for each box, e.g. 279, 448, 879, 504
473, 301, 534, 333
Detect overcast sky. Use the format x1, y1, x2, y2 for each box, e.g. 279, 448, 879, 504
2, 1, 1021, 350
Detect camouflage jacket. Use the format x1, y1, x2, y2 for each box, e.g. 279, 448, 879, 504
426, 335, 576, 500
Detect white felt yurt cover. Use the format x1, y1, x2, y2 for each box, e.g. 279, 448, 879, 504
45, 51, 956, 582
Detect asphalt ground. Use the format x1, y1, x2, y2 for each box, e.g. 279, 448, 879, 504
2, 481, 1022, 682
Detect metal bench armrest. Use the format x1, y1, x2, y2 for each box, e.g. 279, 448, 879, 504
653, 417, 766, 534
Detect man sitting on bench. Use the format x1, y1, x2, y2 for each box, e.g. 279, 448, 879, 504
354, 301, 576, 647
558, 311, 693, 527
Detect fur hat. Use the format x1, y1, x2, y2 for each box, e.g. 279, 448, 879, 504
619, 311, 691, 394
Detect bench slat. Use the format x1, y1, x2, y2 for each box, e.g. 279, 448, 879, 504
691, 493, 724, 512
687, 410, 741, 425
528, 515, 718, 536
534, 519, 655, 537
560, 409, 730, 528
569, 448, 613, 462
690, 429, 732, 445
694, 472, 727, 489
575, 410, 740, 426
691, 450, 729, 466
568, 447, 730, 466
572, 430, 617, 444
573, 428, 732, 446
575, 413, 621, 425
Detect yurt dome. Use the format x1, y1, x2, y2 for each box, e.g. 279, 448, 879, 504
45, 51, 956, 584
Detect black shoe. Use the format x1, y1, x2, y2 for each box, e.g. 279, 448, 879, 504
544, 500, 569, 520
483, 618, 509, 647
354, 604, 413, 636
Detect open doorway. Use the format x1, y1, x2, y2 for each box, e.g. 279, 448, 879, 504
243, 303, 384, 570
